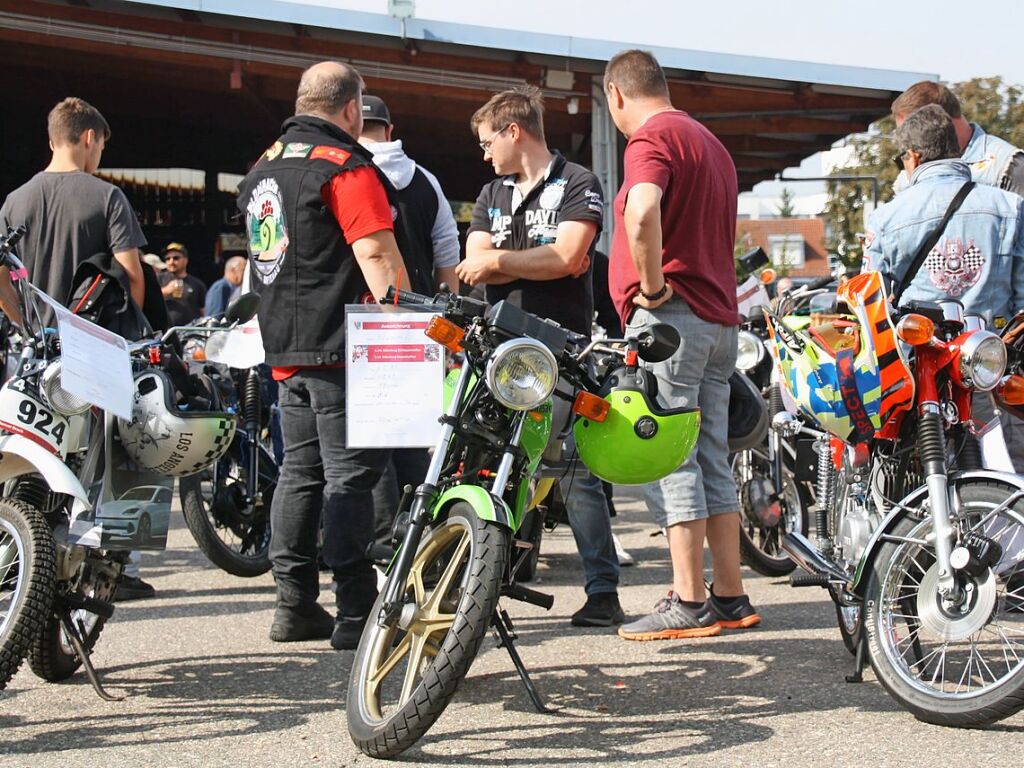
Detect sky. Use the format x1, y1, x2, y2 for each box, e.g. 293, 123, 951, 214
295, 0, 1024, 200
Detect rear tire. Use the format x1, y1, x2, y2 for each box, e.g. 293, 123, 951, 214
347, 502, 509, 758
0, 500, 56, 690
734, 448, 808, 577
180, 451, 272, 578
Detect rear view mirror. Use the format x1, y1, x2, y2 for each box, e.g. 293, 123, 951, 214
637, 323, 680, 363
224, 293, 260, 325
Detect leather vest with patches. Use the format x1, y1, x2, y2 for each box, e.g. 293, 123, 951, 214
237, 116, 374, 366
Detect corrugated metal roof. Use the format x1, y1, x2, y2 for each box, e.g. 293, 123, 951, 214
121, 0, 935, 92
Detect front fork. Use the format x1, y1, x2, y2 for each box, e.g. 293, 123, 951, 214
918, 401, 961, 601
378, 364, 524, 626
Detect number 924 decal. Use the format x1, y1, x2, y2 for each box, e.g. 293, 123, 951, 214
0, 379, 71, 458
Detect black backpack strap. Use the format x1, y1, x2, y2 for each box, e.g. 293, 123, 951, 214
892, 181, 975, 304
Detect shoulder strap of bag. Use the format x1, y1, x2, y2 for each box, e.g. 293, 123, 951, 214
892, 181, 975, 304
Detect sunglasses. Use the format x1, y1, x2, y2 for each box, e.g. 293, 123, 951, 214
893, 150, 910, 171
164, 254, 184, 261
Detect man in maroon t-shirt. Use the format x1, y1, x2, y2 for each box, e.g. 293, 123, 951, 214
603, 50, 760, 640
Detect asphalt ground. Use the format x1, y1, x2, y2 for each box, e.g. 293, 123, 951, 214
2, 488, 1023, 768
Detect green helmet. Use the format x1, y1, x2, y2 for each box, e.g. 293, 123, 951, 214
574, 380, 700, 486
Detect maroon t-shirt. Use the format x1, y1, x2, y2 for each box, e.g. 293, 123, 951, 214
610, 110, 740, 329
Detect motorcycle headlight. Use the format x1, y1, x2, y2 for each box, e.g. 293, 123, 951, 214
484, 339, 558, 411
39, 361, 91, 416
959, 331, 1006, 391
736, 330, 765, 373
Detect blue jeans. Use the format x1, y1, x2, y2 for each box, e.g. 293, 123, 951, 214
271, 367, 389, 622
548, 394, 619, 596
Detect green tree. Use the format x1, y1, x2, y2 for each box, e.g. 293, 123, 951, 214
823, 77, 1022, 272
777, 186, 796, 217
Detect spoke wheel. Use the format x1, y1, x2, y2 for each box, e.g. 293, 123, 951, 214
0, 500, 56, 690
348, 502, 508, 758
733, 448, 808, 577
180, 446, 273, 578
864, 480, 1024, 726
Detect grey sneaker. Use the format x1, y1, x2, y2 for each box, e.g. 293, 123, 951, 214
617, 592, 722, 641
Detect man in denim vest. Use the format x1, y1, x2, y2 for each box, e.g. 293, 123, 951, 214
892, 81, 1024, 196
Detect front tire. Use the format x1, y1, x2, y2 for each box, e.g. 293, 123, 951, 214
0, 500, 56, 689
347, 502, 509, 758
864, 480, 1024, 726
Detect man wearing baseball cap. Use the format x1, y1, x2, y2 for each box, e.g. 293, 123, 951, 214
159, 242, 207, 326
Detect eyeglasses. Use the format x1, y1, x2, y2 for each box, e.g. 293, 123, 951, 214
478, 124, 511, 152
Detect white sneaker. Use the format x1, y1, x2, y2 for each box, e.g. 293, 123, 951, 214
613, 533, 635, 566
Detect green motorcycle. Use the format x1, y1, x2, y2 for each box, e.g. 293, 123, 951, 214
347, 287, 699, 758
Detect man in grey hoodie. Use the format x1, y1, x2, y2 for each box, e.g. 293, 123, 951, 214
359, 95, 460, 294
359, 95, 460, 547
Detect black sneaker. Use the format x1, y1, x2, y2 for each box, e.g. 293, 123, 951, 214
269, 604, 334, 642
114, 575, 156, 602
331, 618, 368, 650
708, 587, 761, 629
571, 592, 626, 627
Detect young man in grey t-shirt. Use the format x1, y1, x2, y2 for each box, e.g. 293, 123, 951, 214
0, 98, 154, 601
0, 97, 147, 320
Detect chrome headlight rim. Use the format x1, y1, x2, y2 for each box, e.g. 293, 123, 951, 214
736, 330, 766, 374
959, 331, 1006, 392
38, 361, 91, 416
484, 338, 559, 411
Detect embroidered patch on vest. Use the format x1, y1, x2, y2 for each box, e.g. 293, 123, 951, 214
925, 237, 984, 298
310, 146, 351, 166
245, 177, 289, 285
282, 142, 313, 159
264, 141, 284, 161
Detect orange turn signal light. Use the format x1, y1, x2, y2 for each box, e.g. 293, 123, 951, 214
425, 316, 465, 352
192, 346, 207, 362
896, 313, 935, 346
573, 391, 611, 423
996, 374, 1024, 405
759, 268, 777, 285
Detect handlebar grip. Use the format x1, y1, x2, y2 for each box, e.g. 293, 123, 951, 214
0, 225, 27, 252
381, 286, 435, 306
806, 276, 833, 291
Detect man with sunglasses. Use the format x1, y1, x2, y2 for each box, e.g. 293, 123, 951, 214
865, 105, 1024, 326
158, 242, 207, 326
457, 86, 625, 628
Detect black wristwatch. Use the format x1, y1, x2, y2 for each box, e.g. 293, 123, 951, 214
639, 283, 669, 301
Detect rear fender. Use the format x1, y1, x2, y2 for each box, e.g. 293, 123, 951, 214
0, 433, 90, 509
852, 469, 1024, 591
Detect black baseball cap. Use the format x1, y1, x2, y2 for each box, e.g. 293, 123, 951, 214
362, 95, 391, 126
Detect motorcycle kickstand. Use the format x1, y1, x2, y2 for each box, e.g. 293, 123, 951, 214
845, 634, 867, 684
58, 609, 124, 701
492, 608, 553, 714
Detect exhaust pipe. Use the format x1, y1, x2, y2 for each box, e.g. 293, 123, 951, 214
782, 531, 849, 584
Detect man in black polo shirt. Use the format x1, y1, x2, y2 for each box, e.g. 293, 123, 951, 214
457, 86, 623, 627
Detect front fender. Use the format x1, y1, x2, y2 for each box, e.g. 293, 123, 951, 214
852, 469, 1024, 591
432, 484, 513, 530
0, 433, 91, 510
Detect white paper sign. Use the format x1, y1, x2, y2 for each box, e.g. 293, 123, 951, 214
346, 308, 444, 448
204, 322, 265, 368
32, 289, 134, 420
737, 274, 771, 321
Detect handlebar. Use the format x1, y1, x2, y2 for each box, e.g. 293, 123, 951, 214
0, 226, 26, 255
805, 276, 833, 291
381, 286, 438, 306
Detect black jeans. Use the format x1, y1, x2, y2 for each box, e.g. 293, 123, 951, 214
371, 448, 431, 547
271, 367, 389, 622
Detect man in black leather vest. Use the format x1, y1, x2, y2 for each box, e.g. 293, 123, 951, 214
237, 61, 406, 650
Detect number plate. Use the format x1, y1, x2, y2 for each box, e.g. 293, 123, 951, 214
0, 379, 70, 458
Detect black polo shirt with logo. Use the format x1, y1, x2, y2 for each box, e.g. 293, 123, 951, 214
468, 151, 604, 335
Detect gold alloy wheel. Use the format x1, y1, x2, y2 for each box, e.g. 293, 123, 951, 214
362, 517, 472, 719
